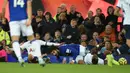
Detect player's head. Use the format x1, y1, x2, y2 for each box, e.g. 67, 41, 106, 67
92, 54, 98, 65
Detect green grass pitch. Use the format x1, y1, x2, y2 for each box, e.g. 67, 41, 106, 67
0, 63, 130, 73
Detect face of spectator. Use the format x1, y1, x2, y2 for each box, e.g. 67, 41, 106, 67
81, 34, 88, 42
36, 17, 42, 22
93, 32, 99, 40
70, 5, 76, 13
94, 16, 101, 23
88, 11, 93, 18
35, 33, 40, 40
37, 10, 43, 17
57, 7, 62, 14
108, 7, 114, 15
105, 41, 111, 50
44, 33, 51, 41
70, 20, 77, 27
96, 9, 102, 16
45, 14, 50, 20
60, 4, 67, 12
59, 13, 66, 20
55, 31, 61, 38
105, 25, 112, 34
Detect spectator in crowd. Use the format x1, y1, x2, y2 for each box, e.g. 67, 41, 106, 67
68, 5, 84, 25
106, 6, 118, 29
44, 12, 55, 24
0, 13, 9, 32
42, 32, 53, 42
35, 33, 41, 40
80, 34, 88, 42
32, 16, 44, 37
83, 11, 95, 39
0, 42, 7, 62
0, 26, 10, 46
78, 24, 87, 35
60, 3, 67, 13
54, 7, 62, 21
95, 8, 105, 24
83, 11, 94, 26
56, 12, 68, 33
36, 9, 44, 19
92, 16, 104, 34
63, 19, 80, 44
42, 12, 56, 36
100, 25, 116, 42
53, 30, 64, 43
89, 32, 102, 47
100, 41, 113, 54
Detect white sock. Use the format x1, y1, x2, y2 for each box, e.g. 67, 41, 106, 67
12, 42, 22, 61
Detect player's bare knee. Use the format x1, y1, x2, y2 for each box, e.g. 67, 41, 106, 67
11, 36, 19, 42
27, 35, 35, 41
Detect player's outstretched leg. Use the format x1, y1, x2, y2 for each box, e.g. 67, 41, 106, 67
12, 41, 25, 67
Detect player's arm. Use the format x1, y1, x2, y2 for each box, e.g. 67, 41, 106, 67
26, 0, 32, 26
37, 40, 60, 46
114, 7, 123, 17
2, 0, 8, 17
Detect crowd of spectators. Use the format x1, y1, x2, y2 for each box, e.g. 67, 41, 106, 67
0, 4, 129, 63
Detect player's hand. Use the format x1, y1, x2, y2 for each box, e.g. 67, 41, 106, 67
26, 19, 32, 26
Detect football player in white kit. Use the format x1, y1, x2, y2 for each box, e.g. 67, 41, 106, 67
20, 40, 60, 63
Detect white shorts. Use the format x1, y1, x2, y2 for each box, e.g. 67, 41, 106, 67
9, 19, 33, 36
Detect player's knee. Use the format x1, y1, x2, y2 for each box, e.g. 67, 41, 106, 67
27, 35, 35, 41
11, 36, 19, 42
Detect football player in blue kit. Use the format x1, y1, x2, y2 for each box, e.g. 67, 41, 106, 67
2, 0, 45, 67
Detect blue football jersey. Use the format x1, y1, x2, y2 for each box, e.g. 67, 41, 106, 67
9, 0, 28, 21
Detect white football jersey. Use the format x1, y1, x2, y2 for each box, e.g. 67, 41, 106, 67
84, 53, 104, 65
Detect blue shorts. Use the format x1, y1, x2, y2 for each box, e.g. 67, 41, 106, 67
124, 25, 130, 39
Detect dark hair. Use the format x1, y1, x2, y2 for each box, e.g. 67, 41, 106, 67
105, 40, 113, 51
96, 8, 102, 12
45, 12, 52, 18
107, 6, 114, 15
92, 54, 98, 65
37, 9, 43, 11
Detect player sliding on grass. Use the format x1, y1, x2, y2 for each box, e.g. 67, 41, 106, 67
20, 40, 60, 64
2, 0, 44, 67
